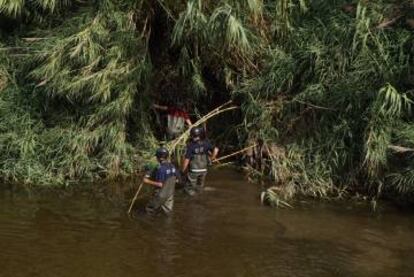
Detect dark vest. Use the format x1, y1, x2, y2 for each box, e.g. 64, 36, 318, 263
190, 141, 209, 172
158, 176, 176, 199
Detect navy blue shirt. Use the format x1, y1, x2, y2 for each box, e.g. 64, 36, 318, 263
145, 162, 178, 184
185, 140, 214, 160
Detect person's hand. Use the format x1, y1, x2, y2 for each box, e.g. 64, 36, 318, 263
212, 159, 221, 165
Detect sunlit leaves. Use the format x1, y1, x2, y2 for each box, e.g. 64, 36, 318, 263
0, 0, 71, 17
0, 0, 24, 16
209, 5, 252, 53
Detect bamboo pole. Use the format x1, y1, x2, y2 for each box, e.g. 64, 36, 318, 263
213, 144, 257, 163
127, 182, 144, 215
389, 144, 414, 153
168, 101, 238, 151
214, 161, 234, 168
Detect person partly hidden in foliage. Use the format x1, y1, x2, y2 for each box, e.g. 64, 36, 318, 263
245, 138, 267, 171
153, 101, 192, 140
182, 127, 219, 196
143, 147, 179, 215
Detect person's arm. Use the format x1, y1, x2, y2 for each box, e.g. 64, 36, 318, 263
182, 110, 192, 126
182, 146, 192, 172
182, 158, 190, 172
210, 147, 219, 162
206, 141, 219, 161
143, 177, 163, 188
143, 167, 164, 188
153, 104, 168, 111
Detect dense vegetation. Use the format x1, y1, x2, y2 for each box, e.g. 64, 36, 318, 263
0, 0, 413, 202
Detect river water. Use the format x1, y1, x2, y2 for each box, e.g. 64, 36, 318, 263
0, 169, 414, 277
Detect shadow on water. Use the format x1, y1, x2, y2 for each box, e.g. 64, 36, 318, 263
1, 168, 414, 277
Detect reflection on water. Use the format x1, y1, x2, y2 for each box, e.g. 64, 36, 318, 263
1, 169, 414, 277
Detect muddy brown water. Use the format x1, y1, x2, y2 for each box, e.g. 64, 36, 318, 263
1, 169, 414, 277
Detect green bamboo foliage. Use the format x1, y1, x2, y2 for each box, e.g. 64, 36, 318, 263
171, 0, 258, 97
247, 0, 263, 19
237, 0, 414, 201
0, 55, 8, 91
0, 0, 72, 22
0, 0, 152, 185
273, 0, 308, 39
364, 84, 412, 178
0, 0, 26, 16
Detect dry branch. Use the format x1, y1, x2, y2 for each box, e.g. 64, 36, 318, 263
376, 16, 402, 29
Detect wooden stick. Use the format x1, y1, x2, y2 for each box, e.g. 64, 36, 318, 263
213, 144, 258, 163
127, 182, 144, 215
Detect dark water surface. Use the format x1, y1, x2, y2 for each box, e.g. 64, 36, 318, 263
1, 169, 414, 277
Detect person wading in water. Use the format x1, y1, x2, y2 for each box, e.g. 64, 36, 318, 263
182, 127, 219, 196
153, 102, 192, 140
143, 147, 179, 215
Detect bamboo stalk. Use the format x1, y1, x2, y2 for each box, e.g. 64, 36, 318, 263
168, 101, 238, 151
388, 144, 414, 153
214, 161, 234, 169
213, 144, 257, 163
127, 181, 144, 215
21, 37, 48, 41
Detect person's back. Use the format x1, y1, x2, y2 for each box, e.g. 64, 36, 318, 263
167, 106, 190, 139
144, 148, 178, 215
182, 127, 219, 196
153, 102, 192, 140
186, 140, 212, 173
